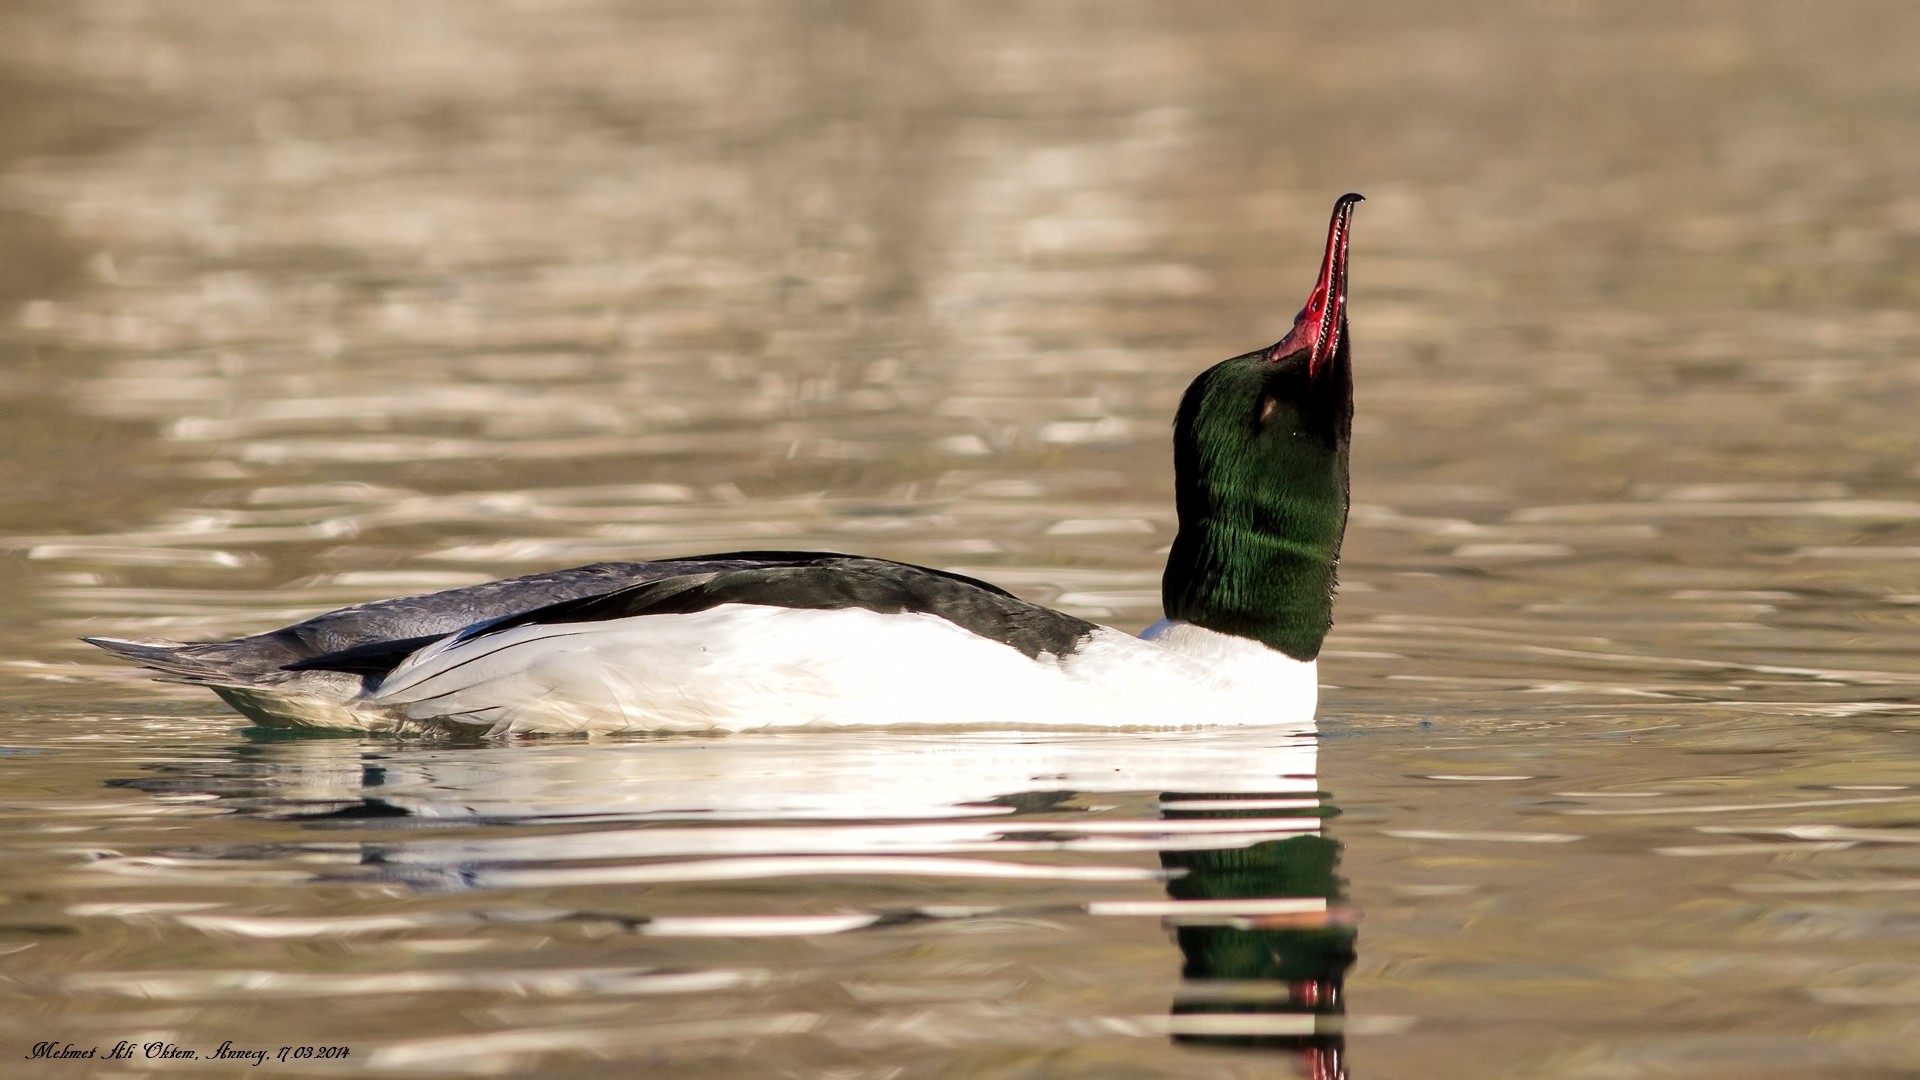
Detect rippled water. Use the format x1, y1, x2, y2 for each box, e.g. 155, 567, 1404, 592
4, 4, 1920, 1077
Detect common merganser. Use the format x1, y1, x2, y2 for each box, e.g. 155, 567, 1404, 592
86, 194, 1362, 736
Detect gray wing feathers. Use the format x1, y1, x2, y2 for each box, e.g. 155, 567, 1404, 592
79, 555, 869, 690
83, 560, 709, 688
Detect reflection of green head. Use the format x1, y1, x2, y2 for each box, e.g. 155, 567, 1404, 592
1163, 833, 1355, 983
1164, 827, 1342, 901
1155, 790, 1355, 1073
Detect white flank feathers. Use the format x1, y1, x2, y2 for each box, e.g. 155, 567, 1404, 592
287, 605, 1320, 736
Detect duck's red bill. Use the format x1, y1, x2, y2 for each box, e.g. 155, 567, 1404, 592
1270, 193, 1363, 376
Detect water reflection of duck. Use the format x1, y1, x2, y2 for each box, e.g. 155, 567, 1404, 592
87, 195, 1362, 737
102, 731, 1346, 1068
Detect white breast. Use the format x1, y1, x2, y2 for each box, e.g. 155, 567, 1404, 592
365, 605, 1318, 736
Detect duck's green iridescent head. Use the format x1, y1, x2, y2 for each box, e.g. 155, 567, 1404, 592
1163, 194, 1361, 660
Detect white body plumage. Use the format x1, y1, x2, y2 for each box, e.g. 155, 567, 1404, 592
219, 607, 1318, 737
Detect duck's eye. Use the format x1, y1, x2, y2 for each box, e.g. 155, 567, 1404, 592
1259, 396, 1279, 424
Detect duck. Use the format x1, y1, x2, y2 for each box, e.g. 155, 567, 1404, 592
85, 193, 1363, 737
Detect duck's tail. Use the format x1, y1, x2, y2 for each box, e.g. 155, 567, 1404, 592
81, 636, 250, 687
84, 635, 403, 730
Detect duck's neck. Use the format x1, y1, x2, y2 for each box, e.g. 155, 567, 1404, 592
1159, 371, 1350, 661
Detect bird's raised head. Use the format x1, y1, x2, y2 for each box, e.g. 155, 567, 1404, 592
1162, 193, 1363, 660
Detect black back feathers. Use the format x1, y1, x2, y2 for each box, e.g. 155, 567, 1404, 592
436, 553, 1097, 661
281, 552, 1096, 678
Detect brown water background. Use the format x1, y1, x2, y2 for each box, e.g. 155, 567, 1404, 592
4, 3, 1920, 1077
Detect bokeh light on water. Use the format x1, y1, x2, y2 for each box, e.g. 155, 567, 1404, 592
2, 3, 1920, 1077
